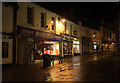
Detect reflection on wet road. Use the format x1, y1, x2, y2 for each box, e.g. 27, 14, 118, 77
39, 54, 120, 81
3, 54, 120, 82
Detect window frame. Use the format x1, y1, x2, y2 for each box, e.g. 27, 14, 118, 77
27, 6, 33, 24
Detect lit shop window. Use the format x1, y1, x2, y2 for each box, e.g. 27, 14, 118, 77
63, 42, 67, 54
44, 41, 59, 55
73, 41, 80, 53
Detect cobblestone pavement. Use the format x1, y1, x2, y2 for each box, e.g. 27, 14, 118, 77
2, 53, 120, 82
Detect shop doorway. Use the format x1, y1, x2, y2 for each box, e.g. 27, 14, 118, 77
28, 39, 34, 62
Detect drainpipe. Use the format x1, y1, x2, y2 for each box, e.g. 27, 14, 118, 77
11, 3, 18, 64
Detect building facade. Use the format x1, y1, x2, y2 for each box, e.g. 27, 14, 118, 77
2, 3, 14, 64
11, 2, 80, 64
100, 26, 116, 52
2, 2, 116, 65
79, 23, 101, 55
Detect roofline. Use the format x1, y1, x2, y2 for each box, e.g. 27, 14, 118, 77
34, 2, 79, 25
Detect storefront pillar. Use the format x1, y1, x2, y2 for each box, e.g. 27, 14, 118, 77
17, 37, 29, 65
80, 38, 82, 55
42, 40, 44, 55
59, 41, 63, 57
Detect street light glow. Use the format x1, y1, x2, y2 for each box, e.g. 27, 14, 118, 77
61, 19, 65, 23
51, 21, 54, 24
93, 34, 96, 37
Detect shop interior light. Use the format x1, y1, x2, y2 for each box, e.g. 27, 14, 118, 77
112, 43, 115, 45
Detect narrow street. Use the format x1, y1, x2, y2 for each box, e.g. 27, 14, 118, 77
2, 53, 120, 82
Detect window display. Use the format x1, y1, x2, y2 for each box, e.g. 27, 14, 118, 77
67, 43, 72, 55
63, 42, 67, 54
73, 41, 80, 53
73, 45, 79, 53
44, 41, 59, 55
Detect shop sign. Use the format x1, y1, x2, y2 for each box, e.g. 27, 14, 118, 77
35, 30, 62, 41
63, 35, 74, 41
18, 26, 62, 41
18, 26, 34, 37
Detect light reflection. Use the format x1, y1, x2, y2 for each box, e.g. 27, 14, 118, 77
47, 62, 77, 81
94, 55, 98, 61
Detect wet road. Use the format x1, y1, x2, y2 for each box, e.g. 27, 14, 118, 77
2, 53, 120, 82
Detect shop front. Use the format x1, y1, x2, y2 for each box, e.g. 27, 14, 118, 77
62, 34, 80, 56
63, 34, 74, 56
93, 42, 100, 52
102, 41, 115, 52
73, 40, 80, 55
82, 36, 93, 54
17, 26, 62, 64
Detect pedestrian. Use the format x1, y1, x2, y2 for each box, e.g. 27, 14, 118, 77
108, 46, 110, 54
101, 45, 103, 55
96, 45, 99, 56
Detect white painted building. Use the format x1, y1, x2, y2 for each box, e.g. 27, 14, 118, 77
16, 2, 81, 64
2, 3, 13, 64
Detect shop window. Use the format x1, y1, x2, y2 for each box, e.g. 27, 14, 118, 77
2, 42, 8, 58
63, 42, 67, 54
41, 13, 46, 28
44, 41, 59, 55
73, 41, 80, 53
27, 6, 33, 24
67, 42, 72, 55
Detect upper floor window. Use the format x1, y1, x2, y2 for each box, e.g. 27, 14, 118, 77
93, 32, 97, 37
41, 13, 45, 28
85, 30, 90, 36
27, 6, 33, 24
103, 29, 105, 37
51, 17, 55, 30
73, 27, 77, 35
70, 24, 72, 35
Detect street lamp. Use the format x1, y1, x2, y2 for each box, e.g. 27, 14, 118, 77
51, 21, 54, 24
61, 19, 65, 23
93, 34, 96, 37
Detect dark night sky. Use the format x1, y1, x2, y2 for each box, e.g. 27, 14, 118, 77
35, 2, 120, 30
